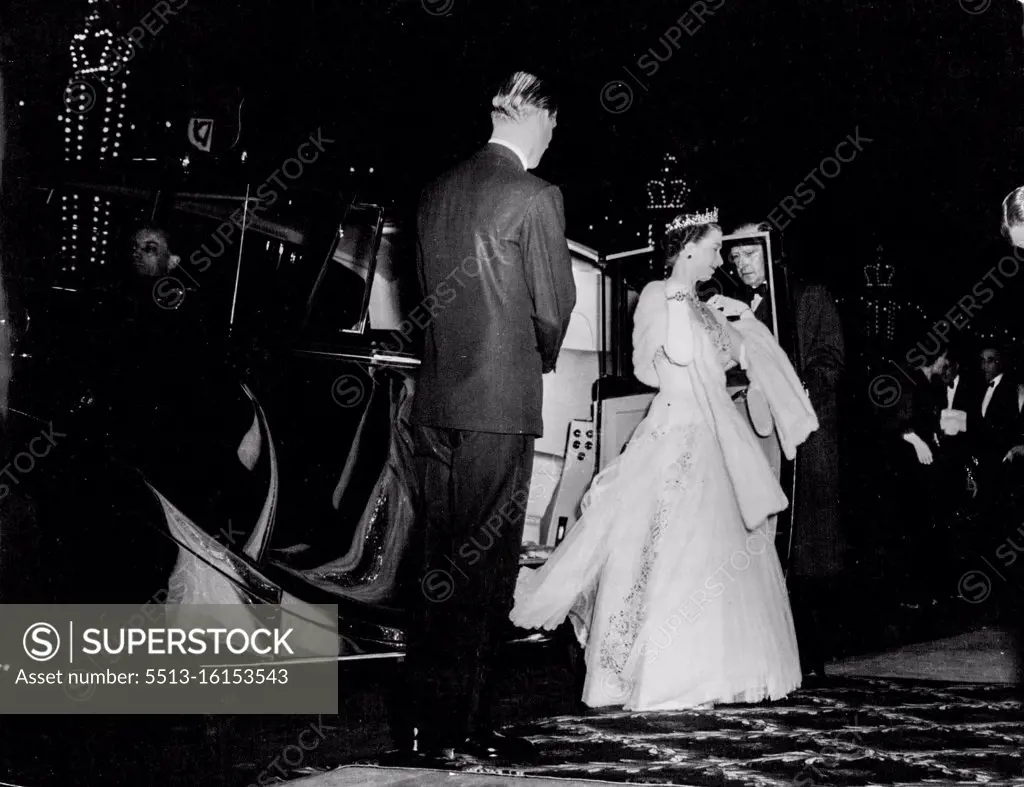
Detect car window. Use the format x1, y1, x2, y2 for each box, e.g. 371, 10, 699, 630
303, 203, 383, 340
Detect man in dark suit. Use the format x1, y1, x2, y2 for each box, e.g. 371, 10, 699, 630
726, 223, 844, 679
976, 347, 1018, 460
895, 347, 977, 602
931, 347, 977, 494
399, 71, 576, 764
898, 347, 976, 497
973, 346, 1019, 519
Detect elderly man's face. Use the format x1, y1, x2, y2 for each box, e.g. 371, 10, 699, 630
728, 242, 766, 288
132, 229, 175, 277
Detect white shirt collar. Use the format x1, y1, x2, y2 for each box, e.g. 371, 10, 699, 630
488, 138, 529, 170
946, 375, 959, 409
982, 373, 1003, 417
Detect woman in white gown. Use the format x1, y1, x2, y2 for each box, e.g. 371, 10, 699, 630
511, 211, 813, 710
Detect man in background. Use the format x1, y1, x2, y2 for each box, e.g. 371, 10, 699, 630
895, 347, 983, 603
85, 222, 258, 538
933, 346, 977, 507
727, 222, 845, 679
975, 346, 1019, 503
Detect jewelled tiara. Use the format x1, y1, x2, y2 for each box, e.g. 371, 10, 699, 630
666, 208, 719, 233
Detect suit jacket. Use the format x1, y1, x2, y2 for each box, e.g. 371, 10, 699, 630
742, 265, 843, 419
973, 375, 1020, 466
745, 264, 845, 576
410, 143, 576, 436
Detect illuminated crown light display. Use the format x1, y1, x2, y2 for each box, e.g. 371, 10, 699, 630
647, 152, 691, 246
58, 0, 133, 275
860, 246, 899, 341
835, 295, 1020, 351
838, 293, 929, 342
835, 246, 1021, 347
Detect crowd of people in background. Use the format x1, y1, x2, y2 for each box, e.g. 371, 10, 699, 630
887, 333, 1024, 606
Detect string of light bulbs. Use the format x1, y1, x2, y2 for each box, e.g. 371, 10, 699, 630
59, 0, 133, 275
646, 152, 690, 246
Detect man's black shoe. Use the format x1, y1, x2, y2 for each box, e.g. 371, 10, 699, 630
463, 730, 537, 762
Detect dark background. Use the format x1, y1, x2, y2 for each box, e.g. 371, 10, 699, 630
1, 6, 1023, 784
2, 0, 1024, 319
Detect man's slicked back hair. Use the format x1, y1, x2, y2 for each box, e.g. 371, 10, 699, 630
491, 71, 558, 124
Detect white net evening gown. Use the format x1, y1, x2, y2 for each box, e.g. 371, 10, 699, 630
511, 280, 803, 710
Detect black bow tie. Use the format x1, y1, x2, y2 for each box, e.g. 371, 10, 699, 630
989, 379, 998, 388
752, 283, 768, 297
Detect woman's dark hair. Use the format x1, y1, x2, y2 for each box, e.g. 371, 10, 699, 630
1001, 186, 1024, 240
660, 216, 720, 276
978, 341, 1004, 359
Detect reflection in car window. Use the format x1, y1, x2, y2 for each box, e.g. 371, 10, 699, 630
303, 204, 382, 340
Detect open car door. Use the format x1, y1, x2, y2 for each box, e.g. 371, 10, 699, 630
146, 196, 423, 655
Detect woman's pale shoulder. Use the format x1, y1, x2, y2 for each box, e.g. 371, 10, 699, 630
638, 280, 666, 301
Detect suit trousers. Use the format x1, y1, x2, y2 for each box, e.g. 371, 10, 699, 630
402, 425, 534, 749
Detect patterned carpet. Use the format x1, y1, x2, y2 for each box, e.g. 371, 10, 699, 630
353, 678, 1024, 786
497, 678, 1024, 785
